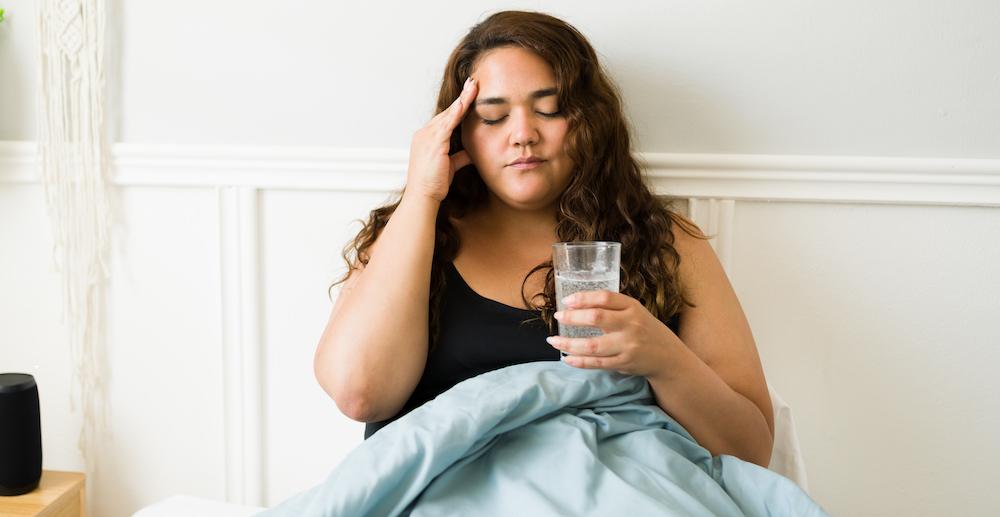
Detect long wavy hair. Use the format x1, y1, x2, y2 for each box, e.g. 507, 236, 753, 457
331, 10, 708, 351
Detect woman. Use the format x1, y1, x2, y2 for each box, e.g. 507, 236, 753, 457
314, 10, 775, 467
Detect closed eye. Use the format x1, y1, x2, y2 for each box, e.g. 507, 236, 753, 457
481, 111, 563, 125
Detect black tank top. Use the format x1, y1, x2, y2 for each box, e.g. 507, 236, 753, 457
363, 262, 680, 439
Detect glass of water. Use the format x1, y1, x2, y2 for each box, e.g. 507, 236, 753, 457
552, 241, 621, 358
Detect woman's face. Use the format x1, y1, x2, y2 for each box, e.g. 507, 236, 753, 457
461, 46, 574, 213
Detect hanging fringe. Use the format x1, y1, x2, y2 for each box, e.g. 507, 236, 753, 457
38, 0, 111, 475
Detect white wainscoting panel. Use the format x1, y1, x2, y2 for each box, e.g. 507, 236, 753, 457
732, 201, 1000, 516
258, 189, 393, 505
101, 186, 228, 517
0, 184, 83, 476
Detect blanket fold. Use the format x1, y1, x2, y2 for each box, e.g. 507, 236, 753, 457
261, 361, 828, 516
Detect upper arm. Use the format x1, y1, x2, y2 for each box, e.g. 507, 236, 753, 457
324, 236, 383, 336
328, 264, 363, 321
315, 239, 379, 390
671, 215, 775, 438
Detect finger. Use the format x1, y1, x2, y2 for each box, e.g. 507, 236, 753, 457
429, 77, 475, 124
562, 354, 613, 370
450, 150, 472, 173
443, 77, 479, 130
546, 335, 617, 357
429, 98, 460, 125
553, 308, 620, 330
562, 290, 632, 310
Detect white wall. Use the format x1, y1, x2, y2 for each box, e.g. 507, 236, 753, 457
5, 0, 1000, 156
2, 1, 1000, 516
0, 0, 37, 139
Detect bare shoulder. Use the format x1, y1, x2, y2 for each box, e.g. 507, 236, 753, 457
668, 212, 711, 258
666, 211, 743, 358
667, 213, 715, 296
667, 212, 775, 433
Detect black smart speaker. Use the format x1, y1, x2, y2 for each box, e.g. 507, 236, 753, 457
0, 373, 43, 496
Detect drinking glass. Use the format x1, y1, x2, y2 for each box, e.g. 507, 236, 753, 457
552, 241, 621, 358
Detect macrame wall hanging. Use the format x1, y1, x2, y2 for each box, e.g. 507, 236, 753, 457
37, 0, 111, 470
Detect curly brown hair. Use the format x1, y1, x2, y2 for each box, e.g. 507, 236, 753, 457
331, 10, 708, 351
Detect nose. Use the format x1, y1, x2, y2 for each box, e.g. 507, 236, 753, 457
509, 111, 539, 147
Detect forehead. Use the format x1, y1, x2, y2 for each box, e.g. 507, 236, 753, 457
470, 47, 557, 99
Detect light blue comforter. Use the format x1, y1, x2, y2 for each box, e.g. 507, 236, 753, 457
261, 361, 829, 516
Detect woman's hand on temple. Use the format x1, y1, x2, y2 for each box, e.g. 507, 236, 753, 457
404, 77, 479, 203
547, 291, 683, 378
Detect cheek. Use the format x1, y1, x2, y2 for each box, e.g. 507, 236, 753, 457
546, 121, 570, 150
465, 127, 506, 159
550, 123, 574, 179
462, 124, 487, 152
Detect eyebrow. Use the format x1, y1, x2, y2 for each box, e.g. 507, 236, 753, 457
474, 87, 558, 106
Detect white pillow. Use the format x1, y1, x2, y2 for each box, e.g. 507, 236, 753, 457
767, 383, 810, 491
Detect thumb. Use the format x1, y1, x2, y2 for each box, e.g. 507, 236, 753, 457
449, 150, 472, 174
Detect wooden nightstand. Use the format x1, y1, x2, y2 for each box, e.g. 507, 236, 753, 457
0, 471, 85, 517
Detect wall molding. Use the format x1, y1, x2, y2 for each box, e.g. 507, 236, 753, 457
2, 141, 998, 206
218, 187, 264, 506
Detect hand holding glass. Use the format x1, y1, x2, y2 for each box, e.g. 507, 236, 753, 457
552, 242, 621, 358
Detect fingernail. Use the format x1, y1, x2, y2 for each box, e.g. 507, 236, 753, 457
561, 295, 575, 306
554, 311, 563, 320
464, 77, 473, 88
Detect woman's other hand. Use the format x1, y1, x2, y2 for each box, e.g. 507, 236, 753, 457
405, 77, 479, 203
547, 291, 682, 378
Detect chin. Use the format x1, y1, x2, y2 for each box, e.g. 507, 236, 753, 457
497, 192, 558, 211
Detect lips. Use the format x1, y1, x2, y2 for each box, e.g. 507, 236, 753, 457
508, 156, 545, 166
